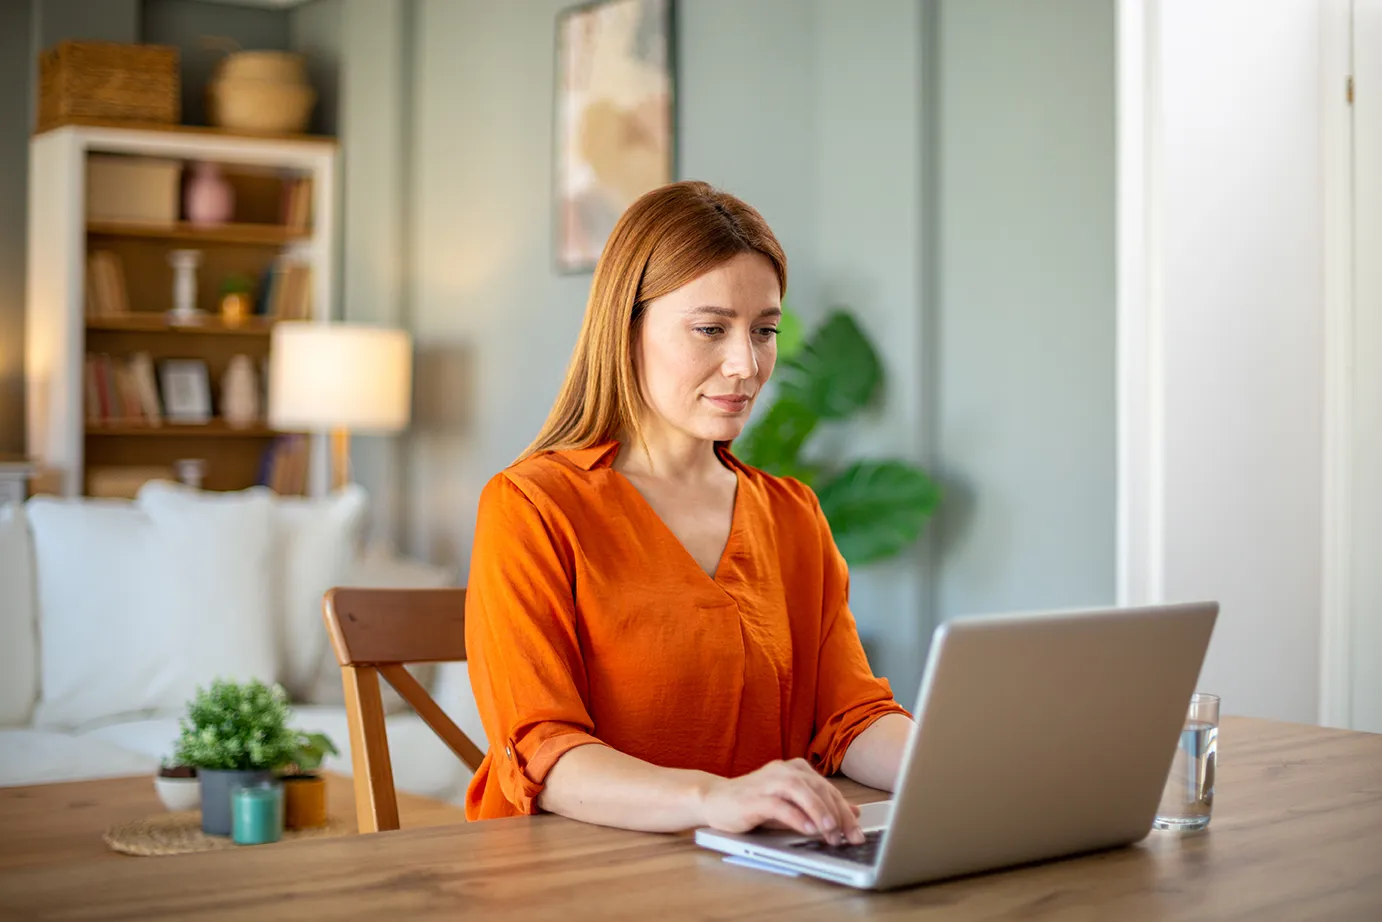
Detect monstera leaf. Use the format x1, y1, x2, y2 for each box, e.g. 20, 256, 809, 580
816, 461, 941, 565
735, 398, 817, 474
776, 311, 881, 420
738, 306, 940, 566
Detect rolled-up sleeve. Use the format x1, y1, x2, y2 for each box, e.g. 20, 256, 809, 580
465, 474, 607, 814
805, 500, 912, 775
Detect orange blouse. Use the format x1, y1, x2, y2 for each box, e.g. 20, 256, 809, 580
463, 441, 910, 821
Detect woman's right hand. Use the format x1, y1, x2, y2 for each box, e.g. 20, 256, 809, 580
698, 759, 864, 845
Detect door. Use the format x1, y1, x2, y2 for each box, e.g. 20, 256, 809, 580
1352, 0, 1382, 732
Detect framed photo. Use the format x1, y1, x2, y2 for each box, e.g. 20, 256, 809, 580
159, 359, 212, 424
555, 0, 676, 273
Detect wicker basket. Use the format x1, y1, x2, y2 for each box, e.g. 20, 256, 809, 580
207, 51, 316, 135
37, 41, 179, 133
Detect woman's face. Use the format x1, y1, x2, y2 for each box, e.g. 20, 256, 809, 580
634, 251, 782, 446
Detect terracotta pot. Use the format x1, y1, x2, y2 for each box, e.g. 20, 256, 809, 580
219, 291, 251, 327
282, 775, 328, 829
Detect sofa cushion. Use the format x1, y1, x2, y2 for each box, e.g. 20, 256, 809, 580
0, 729, 158, 787
271, 487, 368, 700
0, 504, 38, 727
138, 481, 369, 702
81, 704, 469, 802
27, 491, 278, 730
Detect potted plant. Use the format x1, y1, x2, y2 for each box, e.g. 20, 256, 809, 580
279, 731, 338, 830
174, 678, 298, 836
218, 272, 254, 326
153, 759, 200, 812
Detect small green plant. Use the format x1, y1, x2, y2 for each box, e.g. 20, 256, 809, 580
738, 307, 941, 565
174, 679, 298, 772
219, 272, 254, 296
285, 731, 339, 777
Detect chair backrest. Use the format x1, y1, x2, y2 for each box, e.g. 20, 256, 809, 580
321, 587, 483, 833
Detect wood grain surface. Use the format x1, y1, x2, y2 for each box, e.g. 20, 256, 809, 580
0, 771, 466, 874
1, 717, 1379, 921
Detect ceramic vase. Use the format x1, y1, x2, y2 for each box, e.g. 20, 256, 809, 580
198, 768, 274, 836
221, 355, 259, 428
185, 162, 234, 226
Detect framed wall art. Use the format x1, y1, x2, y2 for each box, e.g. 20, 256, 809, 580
555, 0, 676, 273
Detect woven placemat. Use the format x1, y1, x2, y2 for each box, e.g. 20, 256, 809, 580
104, 811, 352, 856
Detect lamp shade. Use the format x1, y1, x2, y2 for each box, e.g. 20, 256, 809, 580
268, 322, 412, 433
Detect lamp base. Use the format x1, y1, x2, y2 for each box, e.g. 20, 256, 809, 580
330, 428, 351, 490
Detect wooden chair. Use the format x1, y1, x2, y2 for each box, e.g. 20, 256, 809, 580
321, 587, 485, 833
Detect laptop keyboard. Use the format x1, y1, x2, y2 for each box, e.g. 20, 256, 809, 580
787, 829, 884, 865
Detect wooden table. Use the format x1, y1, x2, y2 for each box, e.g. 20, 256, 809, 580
0, 771, 467, 874
1, 717, 1380, 920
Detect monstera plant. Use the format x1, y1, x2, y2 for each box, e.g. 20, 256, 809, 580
737, 308, 941, 566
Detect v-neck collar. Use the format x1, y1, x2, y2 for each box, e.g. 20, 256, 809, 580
594, 441, 747, 588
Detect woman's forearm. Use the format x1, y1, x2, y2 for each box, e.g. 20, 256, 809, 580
840, 713, 914, 792
536, 743, 719, 832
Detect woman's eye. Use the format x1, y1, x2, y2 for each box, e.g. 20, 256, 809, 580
756, 326, 780, 338
694, 326, 723, 336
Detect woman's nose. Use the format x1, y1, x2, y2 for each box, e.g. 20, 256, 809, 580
721, 333, 759, 379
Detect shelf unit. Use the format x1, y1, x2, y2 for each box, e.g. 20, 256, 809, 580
26, 123, 338, 498
86, 220, 312, 247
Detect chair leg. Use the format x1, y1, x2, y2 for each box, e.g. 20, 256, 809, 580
341, 664, 400, 833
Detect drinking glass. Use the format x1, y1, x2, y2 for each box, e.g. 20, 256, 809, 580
1153, 693, 1219, 831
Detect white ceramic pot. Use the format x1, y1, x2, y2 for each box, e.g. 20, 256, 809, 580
154, 774, 201, 812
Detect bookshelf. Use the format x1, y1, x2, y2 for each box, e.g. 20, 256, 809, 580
86, 220, 312, 247
25, 123, 337, 498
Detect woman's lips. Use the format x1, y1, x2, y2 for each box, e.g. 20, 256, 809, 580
705, 394, 751, 412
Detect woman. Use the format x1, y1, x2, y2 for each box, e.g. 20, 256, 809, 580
465, 180, 914, 845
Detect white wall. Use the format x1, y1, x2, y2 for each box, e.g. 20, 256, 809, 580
935, 0, 1117, 622
1122, 0, 1325, 724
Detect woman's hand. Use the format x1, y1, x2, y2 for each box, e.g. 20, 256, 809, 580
698, 758, 864, 845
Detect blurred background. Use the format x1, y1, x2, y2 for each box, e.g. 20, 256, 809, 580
1, 0, 1376, 738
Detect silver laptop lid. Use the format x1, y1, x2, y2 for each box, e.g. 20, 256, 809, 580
873, 601, 1217, 889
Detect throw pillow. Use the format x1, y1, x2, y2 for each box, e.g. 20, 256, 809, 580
271, 486, 369, 700
137, 481, 369, 703
0, 504, 38, 726
28, 490, 278, 730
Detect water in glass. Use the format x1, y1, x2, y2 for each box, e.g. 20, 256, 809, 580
1153, 719, 1217, 830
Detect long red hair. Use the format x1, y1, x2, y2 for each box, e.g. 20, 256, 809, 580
518, 180, 787, 462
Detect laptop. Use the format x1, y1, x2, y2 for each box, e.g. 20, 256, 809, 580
695, 601, 1219, 890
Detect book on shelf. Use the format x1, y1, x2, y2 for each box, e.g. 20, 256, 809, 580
85, 251, 129, 317
255, 257, 312, 320
85, 351, 162, 426
282, 176, 313, 233
258, 434, 310, 495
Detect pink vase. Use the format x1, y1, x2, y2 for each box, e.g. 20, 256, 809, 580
185, 162, 234, 226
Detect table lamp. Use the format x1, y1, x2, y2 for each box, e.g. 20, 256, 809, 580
267, 322, 412, 490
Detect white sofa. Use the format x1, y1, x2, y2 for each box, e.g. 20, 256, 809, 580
0, 481, 485, 806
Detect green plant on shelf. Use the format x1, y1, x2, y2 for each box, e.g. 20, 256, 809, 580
736, 307, 941, 566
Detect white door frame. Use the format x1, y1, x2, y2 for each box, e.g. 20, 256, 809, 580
1319, 0, 1356, 730
1117, 0, 1358, 728
1115, 0, 1164, 609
